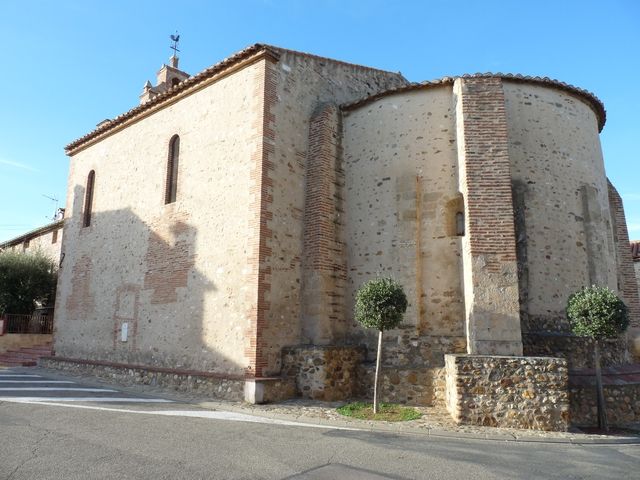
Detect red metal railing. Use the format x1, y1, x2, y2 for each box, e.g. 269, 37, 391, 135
0, 314, 53, 334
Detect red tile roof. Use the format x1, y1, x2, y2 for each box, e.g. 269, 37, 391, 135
341, 73, 606, 132
64, 44, 406, 156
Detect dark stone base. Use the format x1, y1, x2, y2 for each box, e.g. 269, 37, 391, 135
523, 332, 628, 369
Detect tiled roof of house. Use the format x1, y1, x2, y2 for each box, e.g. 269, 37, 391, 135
631, 241, 640, 261
0, 220, 64, 249
341, 73, 606, 132
64, 44, 406, 155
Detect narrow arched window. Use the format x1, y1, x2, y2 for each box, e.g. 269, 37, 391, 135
83, 170, 95, 227
165, 135, 180, 204
456, 211, 465, 236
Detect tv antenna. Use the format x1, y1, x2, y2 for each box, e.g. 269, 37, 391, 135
170, 32, 180, 56
42, 194, 59, 221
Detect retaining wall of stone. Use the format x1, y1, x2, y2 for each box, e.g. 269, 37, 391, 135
281, 345, 365, 401
445, 354, 570, 431
40, 357, 244, 401
523, 333, 628, 369
356, 364, 445, 406
570, 383, 640, 426
568, 364, 640, 426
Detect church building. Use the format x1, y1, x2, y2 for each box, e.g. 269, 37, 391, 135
49, 44, 640, 430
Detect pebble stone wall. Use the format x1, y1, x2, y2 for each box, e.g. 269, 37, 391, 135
40, 357, 244, 401
281, 345, 365, 401
445, 354, 570, 431
569, 382, 640, 426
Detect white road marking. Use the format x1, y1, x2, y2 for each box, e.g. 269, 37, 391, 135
0, 387, 117, 392
0, 380, 76, 384
0, 399, 359, 430
0, 397, 174, 403
0, 374, 42, 378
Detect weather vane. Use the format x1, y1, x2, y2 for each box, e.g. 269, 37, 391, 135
170, 32, 180, 56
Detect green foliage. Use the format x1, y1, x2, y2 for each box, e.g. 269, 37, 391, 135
354, 277, 408, 331
0, 250, 57, 314
567, 286, 629, 339
337, 402, 421, 421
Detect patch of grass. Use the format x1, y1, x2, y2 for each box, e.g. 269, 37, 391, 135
337, 402, 422, 422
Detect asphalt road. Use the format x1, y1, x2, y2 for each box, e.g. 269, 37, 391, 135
0, 370, 638, 480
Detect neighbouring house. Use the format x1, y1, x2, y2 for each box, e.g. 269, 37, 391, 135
0, 216, 64, 265
46, 44, 639, 431
0, 215, 63, 364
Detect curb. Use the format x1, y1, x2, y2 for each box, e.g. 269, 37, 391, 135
12, 366, 640, 446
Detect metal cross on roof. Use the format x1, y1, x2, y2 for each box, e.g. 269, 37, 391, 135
170, 32, 180, 55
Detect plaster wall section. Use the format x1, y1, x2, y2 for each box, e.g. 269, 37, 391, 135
54, 60, 264, 376
342, 87, 465, 360
261, 50, 407, 374
503, 81, 617, 333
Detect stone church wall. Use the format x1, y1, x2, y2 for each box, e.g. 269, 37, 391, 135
54, 60, 266, 376
342, 86, 464, 352
502, 81, 624, 367
258, 50, 407, 375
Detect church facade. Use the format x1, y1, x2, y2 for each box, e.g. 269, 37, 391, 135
49, 44, 639, 429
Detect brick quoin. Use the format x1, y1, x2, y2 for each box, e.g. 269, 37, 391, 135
245, 56, 277, 378
608, 180, 640, 330
459, 77, 518, 273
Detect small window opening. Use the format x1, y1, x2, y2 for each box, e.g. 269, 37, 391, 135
171, 78, 180, 88
52, 230, 58, 244
83, 170, 95, 227
455, 211, 465, 236
165, 135, 180, 204
23, 240, 30, 250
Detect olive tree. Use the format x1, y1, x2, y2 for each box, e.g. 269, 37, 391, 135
0, 250, 57, 314
567, 286, 629, 431
355, 277, 408, 414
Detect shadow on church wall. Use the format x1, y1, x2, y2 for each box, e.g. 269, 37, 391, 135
54, 185, 246, 377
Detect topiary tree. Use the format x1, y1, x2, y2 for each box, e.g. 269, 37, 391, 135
567, 285, 629, 431
0, 250, 57, 315
355, 277, 408, 414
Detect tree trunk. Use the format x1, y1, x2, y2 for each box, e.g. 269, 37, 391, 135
373, 329, 383, 414
594, 340, 608, 432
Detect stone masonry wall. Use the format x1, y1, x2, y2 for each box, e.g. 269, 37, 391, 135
570, 383, 640, 426
503, 81, 618, 335
281, 345, 364, 401
357, 364, 446, 407
55, 57, 266, 376
255, 49, 407, 375
445, 354, 570, 431
453, 77, 522, 356
608, 180, 640, 361
342, 86, 465, 356
40, 357, 244, 401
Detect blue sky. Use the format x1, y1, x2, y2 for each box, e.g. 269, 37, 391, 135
1, 0, 638, 241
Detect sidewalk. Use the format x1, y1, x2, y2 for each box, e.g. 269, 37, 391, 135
22, 365, 640, 445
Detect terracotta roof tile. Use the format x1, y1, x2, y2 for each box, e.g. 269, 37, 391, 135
65, 44, 279, 155
0, 220, 64, 248
341, 73, 606, 132
64, 44, 405, 155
